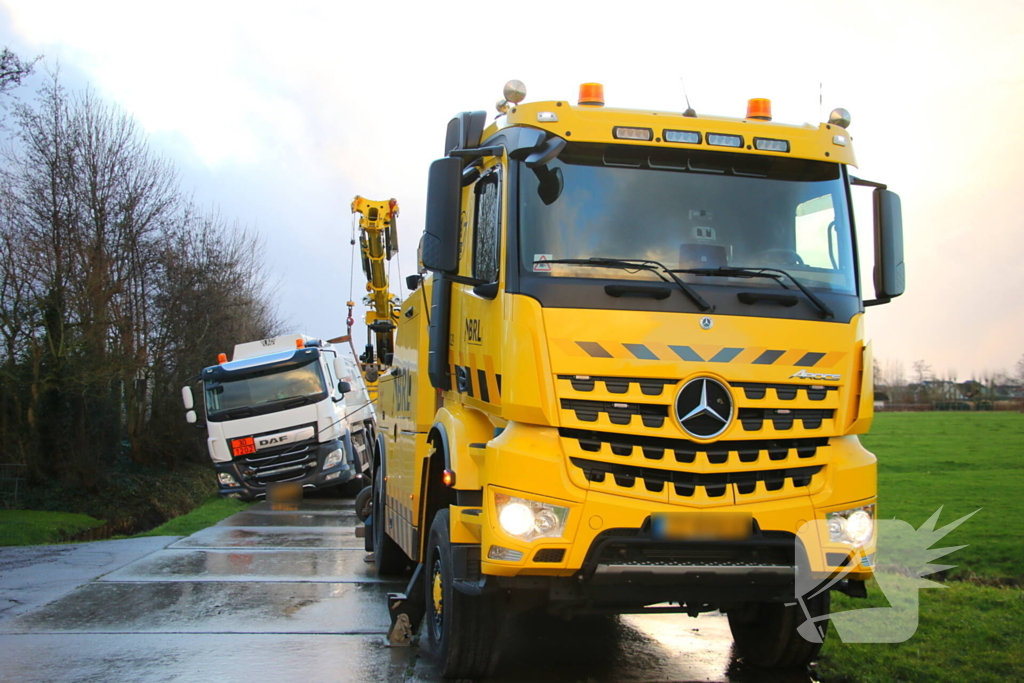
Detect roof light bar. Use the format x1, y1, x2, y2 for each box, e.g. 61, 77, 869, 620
613, 126, 653, 141
707, 133, 743, 148
664, 130, 701, 144
754, 137, 790, 153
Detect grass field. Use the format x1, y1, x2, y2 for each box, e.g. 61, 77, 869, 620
136, 495, 251, 537
0, 510, 106, 546
818, 412, 1024, 683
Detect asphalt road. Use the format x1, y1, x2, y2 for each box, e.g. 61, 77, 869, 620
0, 497, 816, 683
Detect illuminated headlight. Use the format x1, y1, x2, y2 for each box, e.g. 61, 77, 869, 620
218, 472, 240, 488
323, 447, 344, 469
494, 493, 569, 541
828, 504, 875, 547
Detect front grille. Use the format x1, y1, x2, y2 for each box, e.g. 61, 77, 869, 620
737, 408, 834, 431
589, 529, 796, 573
730, 382, 837, 402
534, 548, 566, 563
561, 399, 668, 428
561, 428, 827, 466
236, 424, 319, 486
570, 456, 821, 498
558, 375, 677, 396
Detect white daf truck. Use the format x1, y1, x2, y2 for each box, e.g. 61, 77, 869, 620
181, 334, 376, 500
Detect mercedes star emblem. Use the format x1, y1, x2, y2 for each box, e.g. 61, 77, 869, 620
676, 377, 733, 439
699, 316, 714, 330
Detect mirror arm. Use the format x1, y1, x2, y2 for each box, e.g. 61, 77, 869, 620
863, 297, 892, 307
448, 146, 505, 160
850, 176, 888, 190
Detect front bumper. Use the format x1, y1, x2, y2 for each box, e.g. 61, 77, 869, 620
214, 436, 356, 500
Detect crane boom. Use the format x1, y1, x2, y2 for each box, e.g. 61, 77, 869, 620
350, 196, 400, 395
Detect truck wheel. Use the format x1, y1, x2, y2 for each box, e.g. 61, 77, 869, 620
425, 509, 502, 679
354, 485, 373, 522
372, 466, 407, 575
728, 591, 830, 668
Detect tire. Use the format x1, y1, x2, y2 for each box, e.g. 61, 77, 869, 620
371, 465, 407, 575
728, 591, 830, 668
354, 485, 373, 522
425, 509, 503, 679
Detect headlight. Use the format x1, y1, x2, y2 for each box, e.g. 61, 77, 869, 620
828, 504, 875, 547
494, 493, 569, 541
323, 447, 344, 469
218, 472, 240, 487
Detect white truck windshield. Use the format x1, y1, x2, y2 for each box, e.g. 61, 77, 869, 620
205, 360, 327, 420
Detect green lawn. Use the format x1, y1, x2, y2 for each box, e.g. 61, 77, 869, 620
0, 510, 106, 546
136, 495, 251, 537
819, 412, 1024, 683
862, 412, 1024, 581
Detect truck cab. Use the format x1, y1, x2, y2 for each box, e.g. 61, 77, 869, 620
183, 334, 375, 500
370, 83, 904, 677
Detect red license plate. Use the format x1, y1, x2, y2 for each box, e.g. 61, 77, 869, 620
231, 437, 256, 457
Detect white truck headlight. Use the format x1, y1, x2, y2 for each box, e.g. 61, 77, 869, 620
323, 447, 344, 469
494, 493, 569, 541
828, 504, 875, 547
218, 472, 240, 487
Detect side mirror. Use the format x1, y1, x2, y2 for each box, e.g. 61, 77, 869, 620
421, 157, 462, 273
338, 380, 352, 395
867, 188, 905, 305
186, 410, 197, 424
333, 357, 345, 381
181, 386, 194, 410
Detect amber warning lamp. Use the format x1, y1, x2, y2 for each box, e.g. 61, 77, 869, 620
747, 98, 772, 121
217, 353, 228, 364
578, 83, 605, 107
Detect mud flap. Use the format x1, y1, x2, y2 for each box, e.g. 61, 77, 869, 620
386, 563, 426, 647
364, 513, 374, 553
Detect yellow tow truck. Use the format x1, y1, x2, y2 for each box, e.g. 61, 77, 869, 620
362, 81, 904, 678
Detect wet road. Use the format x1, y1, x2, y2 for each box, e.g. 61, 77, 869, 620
0, 497, 815, 683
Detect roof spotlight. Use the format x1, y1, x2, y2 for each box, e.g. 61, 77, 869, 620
829, 107, 852, 129
503, 80, 527, 104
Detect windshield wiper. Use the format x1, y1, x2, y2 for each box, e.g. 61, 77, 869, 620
538, 257, 712, 311
261, 395, 313, 409
222, 406, 256, 419
670, 266, 834, 320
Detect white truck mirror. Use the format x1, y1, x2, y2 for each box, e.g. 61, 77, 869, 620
333, 357, 346, 382
186, 410, 197, 424
181, 386, 195, 410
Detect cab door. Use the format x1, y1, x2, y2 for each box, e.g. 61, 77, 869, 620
451, 162, 506, 415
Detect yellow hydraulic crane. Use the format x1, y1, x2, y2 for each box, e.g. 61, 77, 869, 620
349, 196, 400, 399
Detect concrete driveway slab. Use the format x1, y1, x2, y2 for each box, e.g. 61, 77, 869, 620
1, 580, 393, 634
218, 511, 356, 527
0, 633, 414, 683
100, 548, 396, 583
170, 525, 362, 549
0, 537, 179, 623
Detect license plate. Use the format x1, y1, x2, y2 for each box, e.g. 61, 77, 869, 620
651, 511, 753, 541
231, 437, 256, 457
267, 481, 302, 503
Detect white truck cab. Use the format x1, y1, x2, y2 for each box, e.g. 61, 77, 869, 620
182, 334, 376, 500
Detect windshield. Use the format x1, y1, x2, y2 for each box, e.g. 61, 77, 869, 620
519, 144, 857, 295
205, 360, 327, 421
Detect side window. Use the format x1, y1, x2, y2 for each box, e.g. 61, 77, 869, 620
795, 195, 838, 269
323, 354, 337, 394
473, 170, 501, 282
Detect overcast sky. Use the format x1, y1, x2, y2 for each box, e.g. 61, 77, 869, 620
2, 0, 1022, 380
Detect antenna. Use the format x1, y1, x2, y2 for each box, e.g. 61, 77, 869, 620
680, 77, 696, 117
